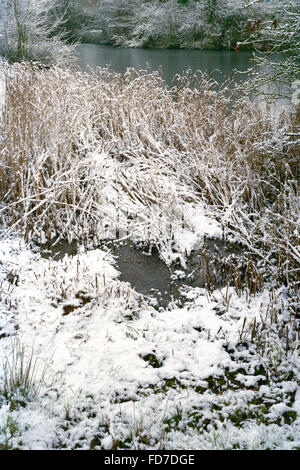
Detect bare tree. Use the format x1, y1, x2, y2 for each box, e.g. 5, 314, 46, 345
239, 0, 300, 100
0, 0, 76, 65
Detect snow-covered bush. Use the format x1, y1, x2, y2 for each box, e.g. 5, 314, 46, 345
0, 0, 76, 65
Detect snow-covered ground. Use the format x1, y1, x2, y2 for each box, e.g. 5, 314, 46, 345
0, 236, 299, 450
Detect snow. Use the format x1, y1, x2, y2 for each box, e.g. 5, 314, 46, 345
0, 236, 299, 450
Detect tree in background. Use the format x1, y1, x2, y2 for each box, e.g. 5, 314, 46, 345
100, 0, 140, 44
0, 0, 76, 64
47, 0, 88, 42
58, 0, 255, 50
239, 0, 300, 100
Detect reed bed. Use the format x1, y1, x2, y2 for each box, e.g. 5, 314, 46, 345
0, 62, 299, 290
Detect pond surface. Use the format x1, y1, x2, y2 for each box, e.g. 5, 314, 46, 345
38, 239, 247, 310
76, 44, 253, 86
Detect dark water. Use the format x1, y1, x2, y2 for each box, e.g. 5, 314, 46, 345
76, 44, 253, 86
109, 240, 247, 308
38, 239, 247, 309
76, 44, 291, 107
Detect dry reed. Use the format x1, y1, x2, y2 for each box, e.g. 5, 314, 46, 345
0, 62, 298, 289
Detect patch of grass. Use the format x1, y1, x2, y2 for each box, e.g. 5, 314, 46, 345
1, 338, 48, 408
141, 353, 163, 368
282, 410, 297, 425
0, 414, 21, 450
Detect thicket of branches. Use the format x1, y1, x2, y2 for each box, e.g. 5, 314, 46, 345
45, 0, 261, 50
239, 0, 300, 100
45, 0, 296, 55
0, 0, 76, 64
